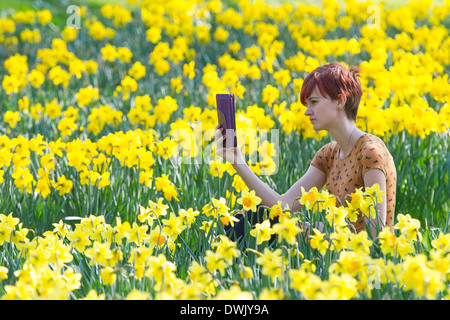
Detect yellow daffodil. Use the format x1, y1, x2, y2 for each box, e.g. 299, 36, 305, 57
309, 228, 328, 255
273, 216, 301, 245
256, 247, 283, 278
250, 219, 275, 245
237, 189, 262, 212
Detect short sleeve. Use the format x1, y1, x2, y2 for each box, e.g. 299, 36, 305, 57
360, 141, 389, 177
311, 143, 331, 174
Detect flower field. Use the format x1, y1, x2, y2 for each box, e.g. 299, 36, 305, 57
0, 0, 449, 300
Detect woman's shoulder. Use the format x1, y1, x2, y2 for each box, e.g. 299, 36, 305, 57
314, 141, 340, 161
362, 132, 385, 143
357, 133, 395, 166
359, 133, 390, 152
311, 140, 339, 172
318, 140, 339, 154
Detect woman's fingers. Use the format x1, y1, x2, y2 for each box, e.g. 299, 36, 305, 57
214, 127, 224, 139
214, 126, 237, 163
214, 131, 225, 155
214, 130, 224, 143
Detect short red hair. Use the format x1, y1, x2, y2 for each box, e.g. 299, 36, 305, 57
300, 62, 362, 121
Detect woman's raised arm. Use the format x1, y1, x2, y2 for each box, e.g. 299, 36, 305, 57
214, 125, 326, 212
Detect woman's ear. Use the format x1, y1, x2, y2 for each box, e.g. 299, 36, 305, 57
336, 94, 346, 109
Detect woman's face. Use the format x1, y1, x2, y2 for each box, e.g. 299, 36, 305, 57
303, 87, 340, 131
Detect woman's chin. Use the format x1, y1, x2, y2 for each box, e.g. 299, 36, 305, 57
311, 123, 321, 131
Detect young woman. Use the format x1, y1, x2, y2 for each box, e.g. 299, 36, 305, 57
214, 62, 397, 241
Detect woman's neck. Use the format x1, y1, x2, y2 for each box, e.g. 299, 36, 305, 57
328, 122, 362, 158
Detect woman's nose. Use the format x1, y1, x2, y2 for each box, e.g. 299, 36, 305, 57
304, 106, 312, 116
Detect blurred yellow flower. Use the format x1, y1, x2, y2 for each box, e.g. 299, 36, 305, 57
48, 66, 70, 87
128, 61, 146, 80
394, 213, 422, 242
27, 69, 45, 88
76, 86, 99, 107
261, 84, 279, 106
101, 43, 117, 62
117, 46, 133, 63
4, 111, 20, 128
310, 228, 329, 255
273, 216, 301, 245
256, 247, 283, 278
299, 186, 321, 211
20, 29, 41, 43
146, 26, 161, 43
36, 9, 52, 25
53, 175, 73, 195
61, 26, 78, 41
0, 266, 8, 281
213, 27, 229, 42
44, 99, 62, 120
100, 266, 117, 286
183, 61, 195, 79
250, 219, 275, 245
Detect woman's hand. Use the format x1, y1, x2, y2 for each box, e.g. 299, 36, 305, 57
214, 124, 244, 165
